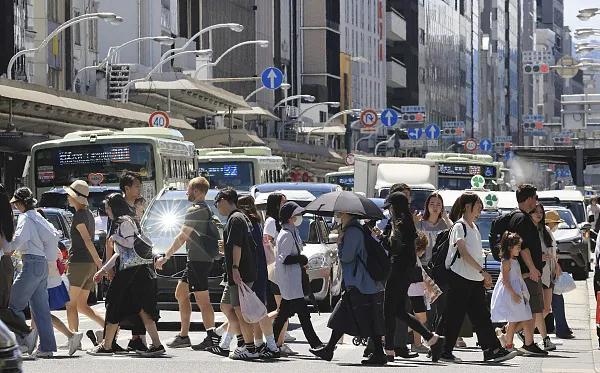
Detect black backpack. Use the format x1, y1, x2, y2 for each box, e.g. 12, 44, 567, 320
489, 210, 519, 261
192, 202, 221, 260
428, 222, 466, 287
352, 223, 391, 282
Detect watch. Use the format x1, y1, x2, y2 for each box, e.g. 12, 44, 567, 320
232, 264, 239, 269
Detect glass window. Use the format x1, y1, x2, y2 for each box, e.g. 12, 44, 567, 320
34, 143, 155, 187
74, 10, 81, 45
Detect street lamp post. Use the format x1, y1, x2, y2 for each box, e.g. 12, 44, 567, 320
193, 40, 269, 80
121, 49, 212, 103
7, 12, 122, 80
73, 36, 174, 92
574, 28, 600, 39
305, 108, 361, 145
577, 8, 600, 21
273, 95, 316, 110
245, 83, 291, 101
159, 23, 243, 70
296, 101, 340, 118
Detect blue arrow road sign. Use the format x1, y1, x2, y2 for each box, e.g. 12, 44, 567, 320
480, 138, 492, 152
261, 67, 283, 90
381, 108, 399, 127
408, 128, 423, 139
425, 123, 440, 139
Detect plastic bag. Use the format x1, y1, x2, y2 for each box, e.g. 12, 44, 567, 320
416, 260, 442, 308
238, 282, 267, 324
553, 272, 577, 295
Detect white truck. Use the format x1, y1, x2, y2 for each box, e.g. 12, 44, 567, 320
353, 155, 438, 212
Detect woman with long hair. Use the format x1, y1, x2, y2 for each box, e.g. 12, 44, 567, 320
262, 193, 295, 353
88, 193, 164, 357
529, 204, 560, 351
237, 195, 280, 358
0, 184, 15, 309
383, 192, 445, 362
438, 192, 516, 363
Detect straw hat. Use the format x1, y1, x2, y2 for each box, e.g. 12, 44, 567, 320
65, 180, 90, 206
545, 210, 564, 224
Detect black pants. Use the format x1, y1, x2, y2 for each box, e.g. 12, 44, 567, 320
384, 264, 433, 349
438, 271, 500, 353
273, 298, 322, 348
0, 255, 13, 309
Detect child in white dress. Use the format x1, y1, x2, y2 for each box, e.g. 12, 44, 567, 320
491, 232, 533, 350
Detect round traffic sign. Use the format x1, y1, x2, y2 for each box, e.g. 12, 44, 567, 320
261, 67, 284, 90
345, 153, 355, 166
148, 111, 170, 128
464, 138, 478, 153
360, 109, 378, 128
556, 56, 579, 79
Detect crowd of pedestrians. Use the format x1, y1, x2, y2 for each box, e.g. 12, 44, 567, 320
0, 174, 582, 365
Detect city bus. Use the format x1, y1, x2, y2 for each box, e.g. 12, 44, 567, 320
30, 127, 197, 202
324, 166, 354, 191
196, 146, 285, 191
425, 152, 504, 190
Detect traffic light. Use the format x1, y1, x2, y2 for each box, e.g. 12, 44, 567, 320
553, 135, 572, 145
523, 63, 550, 74
442, 127, 464, 136
401, 113, 425, 122
522, 121, 544, 131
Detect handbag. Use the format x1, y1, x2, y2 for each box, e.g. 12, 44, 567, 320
238, 281, 267, 324
553, 272, 577, 294
416, 259, 443, 307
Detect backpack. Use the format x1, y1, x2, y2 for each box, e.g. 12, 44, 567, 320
352, 223, 391, 282
117, 216, 154, 261
489, 210, 519, 261
193, 203, 221, 260
427, 222, 466, 287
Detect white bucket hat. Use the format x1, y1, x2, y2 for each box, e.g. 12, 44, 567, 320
65, 180, 90, 206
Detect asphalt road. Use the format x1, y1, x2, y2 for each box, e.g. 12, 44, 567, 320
22, 278, 599, 373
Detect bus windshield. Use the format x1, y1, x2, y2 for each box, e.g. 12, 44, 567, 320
34, 143, 155, 187
199, 161, 254, 190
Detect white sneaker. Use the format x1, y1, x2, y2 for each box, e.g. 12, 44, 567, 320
284, 332, 296, 343
279, 344, 298, 356
68, 332, 84, 356
24, 329, 38, 355
229, 346, 259, 360
32, 349, 53, 359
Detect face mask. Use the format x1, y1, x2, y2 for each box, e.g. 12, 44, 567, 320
293, 215, 303, 227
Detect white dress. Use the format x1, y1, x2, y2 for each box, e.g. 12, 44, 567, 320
490, 259, 532, 323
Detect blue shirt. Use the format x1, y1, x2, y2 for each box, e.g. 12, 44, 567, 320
339, 220, 384, 294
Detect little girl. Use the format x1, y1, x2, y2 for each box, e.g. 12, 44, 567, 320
490, 232, 533, 351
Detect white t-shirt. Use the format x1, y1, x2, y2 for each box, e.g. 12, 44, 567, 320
263, 217, 279, 239
446, 218, 484, 282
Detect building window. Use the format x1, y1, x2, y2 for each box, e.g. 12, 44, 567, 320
88, 19, 97, 51
74, 10, 81, 45
419, 28, 426, 45
47, 0, 59, 22
161, 6, 171, 29
320, 111, 327, 123
48, 67, 60, 89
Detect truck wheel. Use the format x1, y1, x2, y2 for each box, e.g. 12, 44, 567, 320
573, 266, 589, 281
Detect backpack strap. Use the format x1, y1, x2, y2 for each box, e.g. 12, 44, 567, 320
448, 222, 468, 268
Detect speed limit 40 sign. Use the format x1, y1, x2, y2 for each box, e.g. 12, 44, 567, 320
148, 111, 170, 128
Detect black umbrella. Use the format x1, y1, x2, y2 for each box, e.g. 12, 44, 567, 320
304, 191, 384, 220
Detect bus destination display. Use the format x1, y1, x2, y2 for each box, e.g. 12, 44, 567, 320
57, 146, 131, 166
439, 163, 497, 178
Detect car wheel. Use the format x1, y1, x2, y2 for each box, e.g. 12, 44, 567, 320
573, 266, 589, 281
